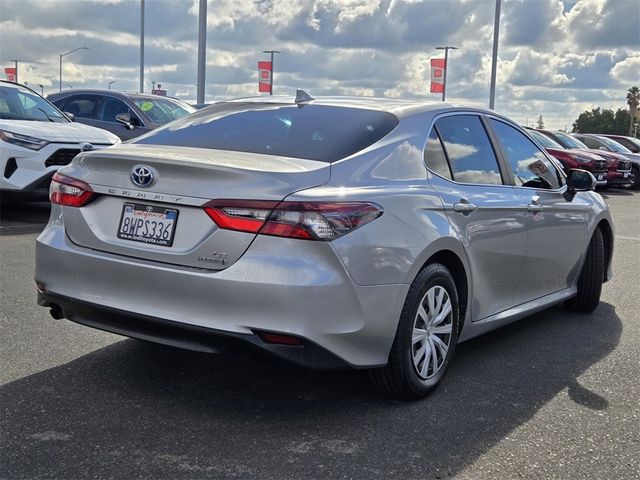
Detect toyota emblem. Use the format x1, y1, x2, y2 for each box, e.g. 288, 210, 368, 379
80, 143, 94, 152
131, 166, 154, 187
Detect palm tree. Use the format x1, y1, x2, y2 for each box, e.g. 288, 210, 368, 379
627, 86, 639, 136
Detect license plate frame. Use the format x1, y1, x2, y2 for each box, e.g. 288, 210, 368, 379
117, 202, 179, 247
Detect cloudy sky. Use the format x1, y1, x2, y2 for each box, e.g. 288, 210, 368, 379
1, 0, 638, 129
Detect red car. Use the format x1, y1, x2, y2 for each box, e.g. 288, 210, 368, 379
526, 129, 608, 186
532, 129, 634, 188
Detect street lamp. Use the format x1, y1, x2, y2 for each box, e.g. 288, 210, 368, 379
66, 83, 73, 89
108, 80, 116, 90
59, 47, 88, 91
262, 50, 280, 95
38, 84, 44, 96
435, 46, 457, 102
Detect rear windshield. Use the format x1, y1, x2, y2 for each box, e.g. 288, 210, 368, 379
133, 103, 399, 162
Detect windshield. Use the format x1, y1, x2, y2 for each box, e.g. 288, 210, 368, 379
134, 103, 399, 163
0, 85, 68, 123
596, 135, 632, 153
553, 131, 588, 149
529, 129, 562, 149
132, 97, 195, 125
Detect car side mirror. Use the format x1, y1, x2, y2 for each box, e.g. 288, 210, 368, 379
564, 168, 596, 201
64, 112, 75, 121
116, 112, 135, 130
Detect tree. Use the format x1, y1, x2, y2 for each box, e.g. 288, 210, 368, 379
627, 86, 639, 136
536, 114, 544, 129
572, 107, 630, 135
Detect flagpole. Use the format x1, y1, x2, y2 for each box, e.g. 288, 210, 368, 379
436, 46, 458, 102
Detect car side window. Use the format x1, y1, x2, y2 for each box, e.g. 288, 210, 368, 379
97, 97, 131, 123
490, 119, 562, 190
434, 115, 503, 185
424, 128, 453, 180
63, 95, 98, 119
579, 136, 602, 150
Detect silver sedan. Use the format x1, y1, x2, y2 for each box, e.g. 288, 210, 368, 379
35, 94, 613, 399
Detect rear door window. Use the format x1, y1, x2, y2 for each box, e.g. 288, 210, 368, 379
490, 119, 562, 189
424, 128, 453, 180
434, 115, 503, 185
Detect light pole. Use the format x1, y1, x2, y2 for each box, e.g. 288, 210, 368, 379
59, 47, 88, 91
262, 50, 280, 95
435, 46, 457, 102
9, 59, 19, 83
38, 84, 44, 96
489, 0, 501, 109
196, 0, 207, 104
140, 0, 145, 93
108, 80, 116, 90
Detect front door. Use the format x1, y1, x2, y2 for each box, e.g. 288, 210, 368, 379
487, 118, 589, 300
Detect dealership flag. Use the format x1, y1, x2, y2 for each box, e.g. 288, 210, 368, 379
258, 61, 272, 93
430, 58, 445, 93
4, 67, 16, 83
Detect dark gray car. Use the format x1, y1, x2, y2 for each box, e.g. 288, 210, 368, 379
47, 90, 195, 141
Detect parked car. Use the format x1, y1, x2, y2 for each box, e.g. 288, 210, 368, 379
599, 134, 640, 153
537, 129, 638, 190
47, 89, 196, 141
526, 128, 609, 186
573, 133, 640, 189
0, 81, 119, 201
36, 95, 613, 400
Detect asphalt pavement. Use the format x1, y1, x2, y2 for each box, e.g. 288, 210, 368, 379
1, 191, 638, 479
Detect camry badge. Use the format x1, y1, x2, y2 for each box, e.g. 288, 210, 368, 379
131, 166, 154, 188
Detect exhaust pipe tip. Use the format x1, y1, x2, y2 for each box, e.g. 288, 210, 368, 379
49, 304, 64, 320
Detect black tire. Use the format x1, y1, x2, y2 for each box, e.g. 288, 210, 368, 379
631, 166, 640, 191
565, 228, 604, 313
370, 263, 460, 400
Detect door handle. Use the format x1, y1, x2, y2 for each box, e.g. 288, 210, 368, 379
527, 198, 544, 213
453, 200, 478, 214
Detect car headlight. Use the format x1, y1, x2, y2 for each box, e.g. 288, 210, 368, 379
0, 130, 49, 151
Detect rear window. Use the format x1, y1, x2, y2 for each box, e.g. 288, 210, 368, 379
133, 103, 399, 162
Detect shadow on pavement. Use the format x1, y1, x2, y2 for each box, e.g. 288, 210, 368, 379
0, 303, 621, 479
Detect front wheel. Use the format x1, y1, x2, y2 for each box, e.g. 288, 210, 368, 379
565, 228, 604, 313
370, 263, 460, 400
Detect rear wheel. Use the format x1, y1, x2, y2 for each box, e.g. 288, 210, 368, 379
565, 228, 604, 313
370, 263, 460, 400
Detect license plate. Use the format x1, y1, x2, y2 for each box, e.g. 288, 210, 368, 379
623, 172, 629, 178
597, 174, 605, 180
117, 202, 179, 247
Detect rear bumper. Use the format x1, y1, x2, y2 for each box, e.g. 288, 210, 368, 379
37, 291, 350, 369
35, 214, 408, 368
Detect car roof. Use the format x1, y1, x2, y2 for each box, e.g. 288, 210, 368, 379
220, 95, 501, 120
47, 89, 183, 102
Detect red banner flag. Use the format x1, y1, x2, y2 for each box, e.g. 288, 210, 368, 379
258, 61, 272, 93
4, 67, 16, 83
430, 58, 445, 93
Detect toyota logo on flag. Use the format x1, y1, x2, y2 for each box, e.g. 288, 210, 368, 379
131, 166, 154, 187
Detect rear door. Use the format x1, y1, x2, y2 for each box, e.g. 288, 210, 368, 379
425, 113, 529, 320
487, 118, 589, 298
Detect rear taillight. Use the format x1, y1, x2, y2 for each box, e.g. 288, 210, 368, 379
49, 172, 94, 207
203, 200, 383, 241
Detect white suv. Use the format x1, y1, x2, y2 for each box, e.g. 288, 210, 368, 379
0, 81, 119, 200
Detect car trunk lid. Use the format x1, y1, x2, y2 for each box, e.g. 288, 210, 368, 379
59, 144, 330, 270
